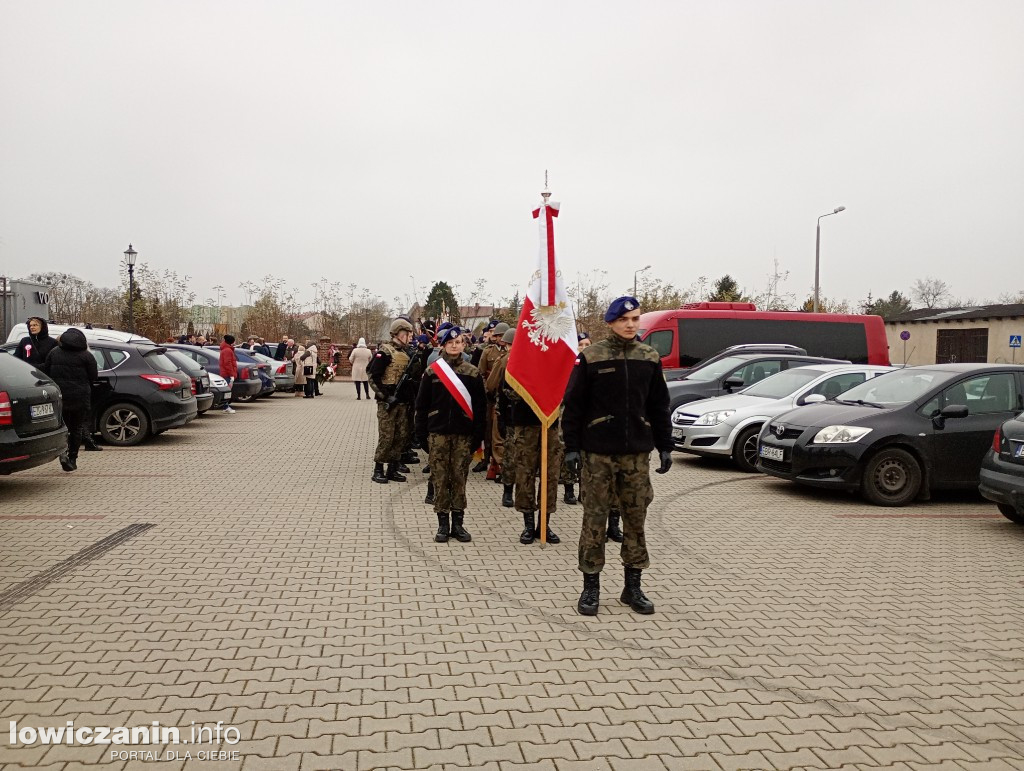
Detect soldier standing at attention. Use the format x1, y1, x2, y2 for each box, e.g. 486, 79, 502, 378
477, 321, 509, 478
415, 326, 486, 544
561, 297, 673, 616
367, 318, 420, 484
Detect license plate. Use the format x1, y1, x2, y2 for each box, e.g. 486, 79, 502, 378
672, 428, 683, 439
201, 377, 209, 388
30, 403, 54, 418
1015, 443, 1024, 459
759, 444, 784, 462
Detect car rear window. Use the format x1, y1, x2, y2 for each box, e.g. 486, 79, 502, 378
143, 350, 182, 374
165, 351, 201, 375
0, 351, 51, 387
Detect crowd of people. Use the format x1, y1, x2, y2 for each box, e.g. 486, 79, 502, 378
363, 297, 674, 617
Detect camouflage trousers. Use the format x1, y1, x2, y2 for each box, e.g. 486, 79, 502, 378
374, 402, 411, 463
578, 452, 654, 574
504, 424, 563, 514
427, 434, 473, 513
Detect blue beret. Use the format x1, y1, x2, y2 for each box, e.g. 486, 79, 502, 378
484, 319, 499, 331
416, 334, 431, 345
438, 321, 454, 332
577, 332, 590, 341
604, 296, 640, 323
438, 326, 463, 346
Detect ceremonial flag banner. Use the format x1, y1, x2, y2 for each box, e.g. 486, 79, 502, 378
506, 200, 579, 426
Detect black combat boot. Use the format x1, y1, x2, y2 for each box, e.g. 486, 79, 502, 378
422, 464, 430, 474
563, 484, 577, 505
620, 567, 655, 614
472, 459, 488, 473
520, 512, 535, 544
502, 484, 514, 508
424, 480, 435, 505
606, 510, 624, 542
396, 463, 411, 474
434, 512, 450, 543
372, 463, 388, 484
83, 435, 102, 451
59, 452, 77, 472
450, 511, 472, 542
577, 573, 600, 616
402, 450, 419, 464
386, 463, 407, 482
534, 518, 560, 544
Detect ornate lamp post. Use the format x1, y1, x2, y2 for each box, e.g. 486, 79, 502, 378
124, 243, 138, 332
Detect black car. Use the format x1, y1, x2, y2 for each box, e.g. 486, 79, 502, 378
979, 411, 1024, 524
163, 349, 216, 414
230, 348, 276, 400
667, 352, 848, 412
0, 351, 68, 474
757, 364, 1024, 506
163, 345, 262, 402
87, 340, 199, 445
663, 343, 808, 381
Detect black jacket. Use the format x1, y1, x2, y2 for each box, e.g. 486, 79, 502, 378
14, 318, 57, 368
42, 328, 98, 410
561, 334, 672, 455
414, 355, 486, 446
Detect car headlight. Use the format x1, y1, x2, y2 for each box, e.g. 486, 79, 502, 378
812, 425, 872, 444
694, 410, 735, 426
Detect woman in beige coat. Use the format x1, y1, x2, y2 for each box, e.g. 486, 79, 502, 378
292, 344, 307, 397
300, 341, 319, 398
349, 337, 372, 400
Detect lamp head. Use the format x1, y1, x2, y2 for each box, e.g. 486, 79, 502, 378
124, 243, 138, 266
834, 206, 846, 213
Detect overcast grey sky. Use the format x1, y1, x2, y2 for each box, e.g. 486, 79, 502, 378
2, 0, 1022, 311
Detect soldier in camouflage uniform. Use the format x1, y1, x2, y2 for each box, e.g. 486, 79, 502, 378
492, 327, 562, 544
478, 321, 509, 478
561, 297, 673, 616
415, 326, 486, 543
367, 318, 423, 484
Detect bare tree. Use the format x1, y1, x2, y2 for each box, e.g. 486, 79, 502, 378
911, 277, 951, 309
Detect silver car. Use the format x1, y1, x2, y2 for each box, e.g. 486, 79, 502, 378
672, 364, 893, 472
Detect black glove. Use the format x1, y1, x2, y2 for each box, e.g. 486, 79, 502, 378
385, 395, 398, 409
565, 451, 582, 477
656, 449, 673, 474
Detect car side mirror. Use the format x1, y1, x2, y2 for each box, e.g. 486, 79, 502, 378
941, 404, 968, 419
723, 377, 744, 392
801, 394, 827, 405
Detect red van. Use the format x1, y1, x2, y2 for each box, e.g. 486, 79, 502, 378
638, 302, 891, 369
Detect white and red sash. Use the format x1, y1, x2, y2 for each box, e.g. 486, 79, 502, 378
430, 358, 473, 419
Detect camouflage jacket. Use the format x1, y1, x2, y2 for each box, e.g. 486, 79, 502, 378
561, 334, 672, 455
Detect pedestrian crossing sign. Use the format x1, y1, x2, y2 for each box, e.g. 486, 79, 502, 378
1011, 335, 1022, 348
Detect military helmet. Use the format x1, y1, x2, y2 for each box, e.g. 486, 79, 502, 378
492, 322, 510, 336
501, 327, 515, 344
390, 318, 414, 335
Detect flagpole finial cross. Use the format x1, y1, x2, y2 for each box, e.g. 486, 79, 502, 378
541, 170, 551, 205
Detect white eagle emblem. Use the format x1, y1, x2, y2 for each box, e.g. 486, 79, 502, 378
624, 301, 634, 310
521, 303, 573, 351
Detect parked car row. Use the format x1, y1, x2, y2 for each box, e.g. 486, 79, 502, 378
0, 325, 296, 475
671, 350, 1024, 522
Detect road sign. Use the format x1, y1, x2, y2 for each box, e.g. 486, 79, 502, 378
1011, 335, 1022, 349
900, 331, 911, 341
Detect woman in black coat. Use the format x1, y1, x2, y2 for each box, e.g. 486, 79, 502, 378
42, 328, 98, 472
14, 316, 57, 367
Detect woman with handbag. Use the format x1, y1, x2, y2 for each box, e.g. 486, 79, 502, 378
301, 341, 318, 398
292, 344, 307, 397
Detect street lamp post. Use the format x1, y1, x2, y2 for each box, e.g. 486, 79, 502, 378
124, 243, 138, 332
813, 207, 845, 313
633, 264, 652, 298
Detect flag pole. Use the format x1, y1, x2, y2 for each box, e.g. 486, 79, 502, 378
540, 424, 548, 545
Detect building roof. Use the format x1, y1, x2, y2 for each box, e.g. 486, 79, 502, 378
459, 304, 496, 319
886, 304, 1024, 323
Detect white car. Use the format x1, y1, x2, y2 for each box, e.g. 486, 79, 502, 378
671, 364, 893, 471
5, 322, 152, 346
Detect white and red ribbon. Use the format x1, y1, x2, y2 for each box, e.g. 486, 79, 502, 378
431, 358, 473, 419
532, 201, 560, 306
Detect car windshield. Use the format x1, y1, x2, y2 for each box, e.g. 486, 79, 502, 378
837, 369, 952, 406
742, 368, 824, 399
165, 351, 201, 375
681, 356, 746, 382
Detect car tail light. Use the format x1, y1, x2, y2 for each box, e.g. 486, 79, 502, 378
0, 391, 12, 426
140, 374, 181, 391
189, 377, 197, 395
276, 364, 286, 375
993, 427, 1002, 453
240, 367, 250, 379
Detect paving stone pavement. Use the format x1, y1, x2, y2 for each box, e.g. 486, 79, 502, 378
1, 385, 1023, 771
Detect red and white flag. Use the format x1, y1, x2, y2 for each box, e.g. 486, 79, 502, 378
430, 358, 473, 419
506, 199, 578, 426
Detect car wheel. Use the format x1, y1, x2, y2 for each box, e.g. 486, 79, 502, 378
996, 503, 1024, 524
99, 403, 150, 446
861, 448, 922, 507
732, 425, 763, 473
